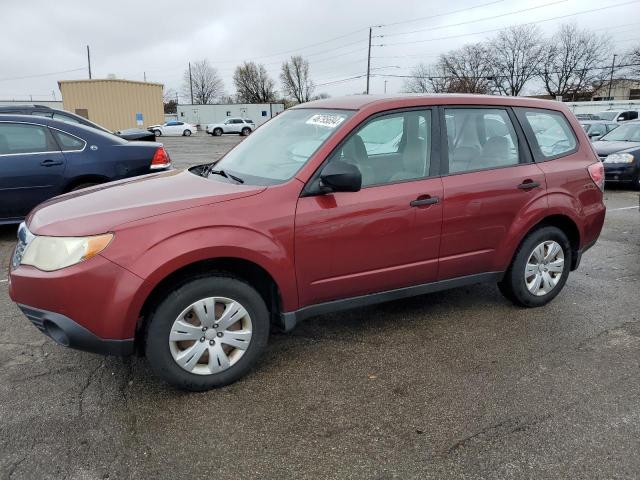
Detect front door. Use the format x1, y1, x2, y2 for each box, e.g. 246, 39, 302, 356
295, 108, 443, 307
0, 122, 66, 220
438, 106, 547, 280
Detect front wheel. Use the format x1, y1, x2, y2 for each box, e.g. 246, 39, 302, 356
153, 129, 162, 137
241, 127, 251, 136
213, 128, 223, 136
498, 226, 571, 307
145, 275, 270, 391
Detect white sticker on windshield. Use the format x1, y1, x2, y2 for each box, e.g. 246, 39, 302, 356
306, 114, 346, 129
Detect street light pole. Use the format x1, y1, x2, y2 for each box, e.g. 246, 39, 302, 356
607, 54, 618, 100
188, 62, 194, 104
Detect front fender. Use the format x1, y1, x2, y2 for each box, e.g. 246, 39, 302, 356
103, 225, 298, 334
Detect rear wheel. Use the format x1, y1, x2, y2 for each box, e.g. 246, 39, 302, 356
183, 129, 192, 136
145, 275, 269, 391
498, 226, 571, 307
153, 129, 162, 137
213, 128, 223, 136
69, 182, 99, 192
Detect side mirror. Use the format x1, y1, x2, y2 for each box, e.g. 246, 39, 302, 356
319, 160, 362, 193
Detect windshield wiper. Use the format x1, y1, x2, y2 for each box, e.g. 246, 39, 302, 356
207, 168, 244, 184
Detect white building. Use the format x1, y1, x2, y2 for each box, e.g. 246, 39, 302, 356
177, 103, 285, 128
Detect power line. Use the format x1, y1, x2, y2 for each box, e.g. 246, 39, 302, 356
377, 0, 505, 28
377, 0, 640, 47
0, 67, 85, 83
375, 0, 567, 39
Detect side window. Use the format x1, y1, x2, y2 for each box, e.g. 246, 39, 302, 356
0, 123, 57, 155
52, 112, 80, 125
518, 108, 577, 159
444, 108, 520, 173
590, 124, 606, 137
629, 111, 638, 120
50, 129, 86, 151
326, 110, 432, 187
606, 124, 618, 133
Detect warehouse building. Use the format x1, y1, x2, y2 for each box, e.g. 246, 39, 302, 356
177, 103, 285, 128
58, 78, 164, 131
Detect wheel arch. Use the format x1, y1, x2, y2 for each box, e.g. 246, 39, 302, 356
135, 257, 284, 351
63, 174, 110, 192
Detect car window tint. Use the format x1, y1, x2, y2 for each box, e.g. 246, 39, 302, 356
445, 108, 520, 173
51, 129, 86, 151
326, 110, 431, 187
520, 109, 577, 158
52, 112, 81, 124
0, 123, 57, 155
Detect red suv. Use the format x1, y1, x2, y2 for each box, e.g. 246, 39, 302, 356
8, 95, 606, 390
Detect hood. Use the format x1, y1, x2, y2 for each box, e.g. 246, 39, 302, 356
28, 169, 266, 236
592, 140, 640, 157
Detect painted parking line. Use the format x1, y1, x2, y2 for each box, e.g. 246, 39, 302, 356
0, 279, 7, 283
608, 206, 638, 211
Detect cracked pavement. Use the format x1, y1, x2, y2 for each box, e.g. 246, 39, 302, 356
0, 134, 639, 479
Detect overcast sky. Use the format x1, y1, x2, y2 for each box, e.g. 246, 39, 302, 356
1, 0, 639, 102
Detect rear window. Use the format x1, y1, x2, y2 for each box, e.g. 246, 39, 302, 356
517, 109, 577, 159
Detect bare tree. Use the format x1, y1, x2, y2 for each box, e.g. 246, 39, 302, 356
403, 63, 455, 93
487, 25, 544, 96
280, 56, 315, 103
625, 44, 640, 79
538, 24, 611, 100
182, 59, 224, 104
438, 44, 493, 94
233, 62, 277, 103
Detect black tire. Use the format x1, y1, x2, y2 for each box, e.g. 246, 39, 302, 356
241, 127, 251, 136
145, 274, 270, 391
69, 182, 99, 192
183, 129, 192, 136
153, 129, 162, 137
213, 128, 223, 136
498, 226, 572, 308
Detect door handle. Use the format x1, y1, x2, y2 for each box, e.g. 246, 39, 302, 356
517, 180, 540, 190
410, 196, 440, 207
40, 159, 63, 167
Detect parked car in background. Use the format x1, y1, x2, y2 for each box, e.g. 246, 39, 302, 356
595, 110, 639, 122
575, 113, 602, 120
148, 121, 197, 137
0, 105, 155, 141
205, 118, 255, 136
8, 95, 605, 391
580, 120, 619, 141
592, 120, 640, 188
0, 115, 171, 224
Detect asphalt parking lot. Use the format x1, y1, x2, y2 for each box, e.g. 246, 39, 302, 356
1, 133, 639, 479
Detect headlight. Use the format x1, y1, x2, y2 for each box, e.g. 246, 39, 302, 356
21, 233, 113, 271
604, 153, 635, 164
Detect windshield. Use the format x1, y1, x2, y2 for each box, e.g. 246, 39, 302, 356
596, 111, 618, 121
600, 123, 640, 142
212, 108, 354, 185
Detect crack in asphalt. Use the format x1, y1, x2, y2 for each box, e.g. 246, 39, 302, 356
77, 361, 103, 417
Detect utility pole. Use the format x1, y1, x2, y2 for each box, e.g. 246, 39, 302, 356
143, 71, 146, 82
384, 80, 388, 94
366, 27, 372, 94
607, 54, 618, 100
87, 45, 92, 79
188, 62, 194, 104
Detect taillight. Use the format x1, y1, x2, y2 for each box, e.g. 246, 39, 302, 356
150, 147, 171, 170
588, 161, 604, 191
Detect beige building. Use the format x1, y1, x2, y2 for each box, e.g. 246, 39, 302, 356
58, 78, 164, 131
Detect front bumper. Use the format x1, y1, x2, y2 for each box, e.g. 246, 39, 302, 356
19, 304, 134, 356
604, 163, 638, 183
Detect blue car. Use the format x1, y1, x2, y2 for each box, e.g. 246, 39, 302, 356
0, 115, 171, 224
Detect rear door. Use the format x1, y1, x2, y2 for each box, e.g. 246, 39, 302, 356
295, 108, 443, 306
0, 121, 66, 220
438, 106, 546, 280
